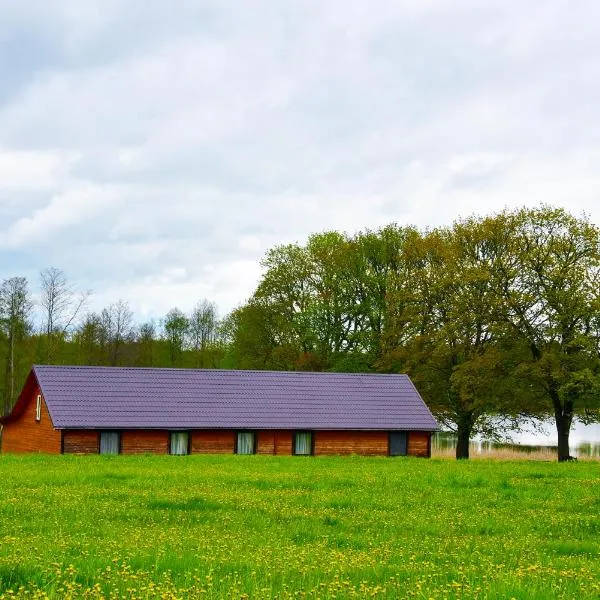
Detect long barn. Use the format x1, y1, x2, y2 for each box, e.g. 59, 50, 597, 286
0, 366, 438, 457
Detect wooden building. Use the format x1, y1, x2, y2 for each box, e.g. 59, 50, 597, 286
0, 366, 438, 457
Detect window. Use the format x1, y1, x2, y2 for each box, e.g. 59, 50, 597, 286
170, 432, 190, 455
236, 432, 255, 455
35, 395, 42, 422
389, 432, 408, 456
294, 431, 313, 455
100, 431, 120, 455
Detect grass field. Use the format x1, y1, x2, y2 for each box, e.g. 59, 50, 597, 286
0, 455, 599, 599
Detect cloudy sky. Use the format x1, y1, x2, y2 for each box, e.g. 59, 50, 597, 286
1, 1, 599, 322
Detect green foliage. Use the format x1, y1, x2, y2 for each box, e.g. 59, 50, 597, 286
163, 308, 189, 367
493, 207, 600, 460
0, 455, 599, 599
228, 206, 600, 460
229, 225, 420, 372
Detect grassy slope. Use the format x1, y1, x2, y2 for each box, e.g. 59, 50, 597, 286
0, 455, 599, 599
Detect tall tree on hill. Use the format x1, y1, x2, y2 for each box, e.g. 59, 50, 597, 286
0, 277, 33, 414
494, 206, 600, 461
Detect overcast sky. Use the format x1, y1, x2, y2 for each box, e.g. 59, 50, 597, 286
1, 1, 599, 322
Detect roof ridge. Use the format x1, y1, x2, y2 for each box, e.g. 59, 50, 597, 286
33, 365, 410, 377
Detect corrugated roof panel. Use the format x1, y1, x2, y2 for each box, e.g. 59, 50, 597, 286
33, 366, 438, 431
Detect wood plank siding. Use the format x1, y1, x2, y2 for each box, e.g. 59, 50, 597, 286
408, 431, 431, 457
121, 431, 169, 454
256, 430, 294, 455
57, 429, 430, 456
191, 430, 235, 454
62, 430, 99, 454
314, 431, 389, 456
0, 386, 61, 454
274, 431, 294, 455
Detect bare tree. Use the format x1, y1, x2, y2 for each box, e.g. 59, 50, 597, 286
101, 300, 134, 366
0, 277, 33, 414
39, 267, 90, 361
188, 300, 218, 367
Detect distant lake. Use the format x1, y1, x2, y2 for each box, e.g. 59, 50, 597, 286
434, 418, 600, 458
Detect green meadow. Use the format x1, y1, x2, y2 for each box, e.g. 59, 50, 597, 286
0, 455, 599, 599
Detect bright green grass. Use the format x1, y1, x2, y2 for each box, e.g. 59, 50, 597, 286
0, 455, 599, 599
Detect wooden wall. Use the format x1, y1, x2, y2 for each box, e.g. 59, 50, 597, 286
58, 430, 430, 456
314, 431, 389, 456
408, 431, 431, 458
2, 416, 432, 457
274, 431, 294, 455
121, 430, 169, 454
63, 431, 98, 454
256, 430, 293, 455
0, 386, 61, 454
191, 430, 235, 454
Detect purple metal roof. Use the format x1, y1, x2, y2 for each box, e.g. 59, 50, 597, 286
33, 365, 438, 431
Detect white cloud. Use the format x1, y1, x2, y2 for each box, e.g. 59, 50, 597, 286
0, 148, 75, 191
1, 0, 600, 320
0, 184, 121, 249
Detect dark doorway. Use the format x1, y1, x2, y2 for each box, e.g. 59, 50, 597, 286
389, 432, 408, 456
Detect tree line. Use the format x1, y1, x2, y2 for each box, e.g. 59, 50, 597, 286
0, 270, 225, 418
2, 205, 600, 460
226, 206, 600, 461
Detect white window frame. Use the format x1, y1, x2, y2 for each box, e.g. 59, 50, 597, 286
35, 395, 42, 422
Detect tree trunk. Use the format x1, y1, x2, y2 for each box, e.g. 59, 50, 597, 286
556, 405, 574, 462
551, 389, 574, 462
9, 329, 14, 407
456, 421, 472, 460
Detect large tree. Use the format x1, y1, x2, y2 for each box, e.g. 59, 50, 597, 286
250, 229, 415, 371
379, 220, 520, 459
495, 206, 600, 461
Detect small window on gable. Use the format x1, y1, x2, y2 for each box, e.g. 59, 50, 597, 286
35, 395, 42, 422
170, 431, 190, 455
294, 431, 313, 455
